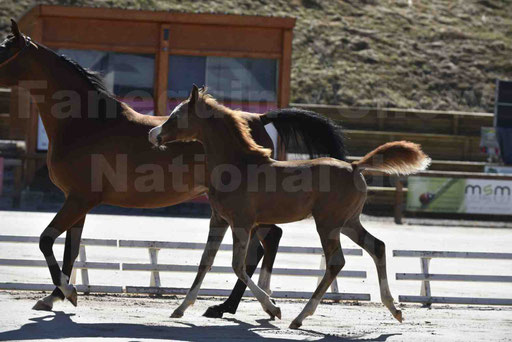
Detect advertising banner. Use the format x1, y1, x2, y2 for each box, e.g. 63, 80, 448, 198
407, 176, 512, 215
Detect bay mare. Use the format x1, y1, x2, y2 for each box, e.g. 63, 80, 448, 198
150, 86, 430, 329
0, 21, 348, 316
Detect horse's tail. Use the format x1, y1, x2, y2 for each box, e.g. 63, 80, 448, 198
261, 108, 347, 161
352, 141, 431, 175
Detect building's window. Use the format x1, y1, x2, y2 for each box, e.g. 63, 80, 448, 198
58, 49, 155, 113
168, 55, 278, 113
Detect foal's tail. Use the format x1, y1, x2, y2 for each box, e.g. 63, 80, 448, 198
352, 141, 431, 175
261, 108, 347, 161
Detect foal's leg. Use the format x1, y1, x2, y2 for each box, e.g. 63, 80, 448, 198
33, 216, 86, 311
231, 225, 281, 319
203, 229, 263, 318
171, 213, 229, 318
290, 224, 344, 329
256, 225, 282, 295
38, 196, 96, 308
203, 225, 282, 318
342, 217, 402, 322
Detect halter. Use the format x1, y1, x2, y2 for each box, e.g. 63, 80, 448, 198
0, 35, 34, 70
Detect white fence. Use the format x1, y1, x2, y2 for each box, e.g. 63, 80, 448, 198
0, 235, 370, 301
394, 250, 512, 306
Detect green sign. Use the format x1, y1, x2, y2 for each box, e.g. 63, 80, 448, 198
407, 176, 512, 215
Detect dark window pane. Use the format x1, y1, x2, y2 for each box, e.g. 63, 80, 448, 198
58, 49, 155, 98
205, 57, 277, 102
168, 55, 206, 98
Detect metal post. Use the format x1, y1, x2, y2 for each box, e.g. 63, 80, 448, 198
149, 248, 161, 288
420, 257, 432, 308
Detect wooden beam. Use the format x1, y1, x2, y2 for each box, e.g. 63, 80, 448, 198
155, 24, 170, 116
38, 5, 296, 29
278, 29, 293, 108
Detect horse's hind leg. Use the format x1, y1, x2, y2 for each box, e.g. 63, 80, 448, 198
37, 196, 96, 309
33, 216, 86, 311
342, 217, 402, 322
290, 223, 344, 329
256, 225, 282, 295
171, 212, 229, 318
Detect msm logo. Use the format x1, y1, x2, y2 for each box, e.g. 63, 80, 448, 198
465, 184, 511, 201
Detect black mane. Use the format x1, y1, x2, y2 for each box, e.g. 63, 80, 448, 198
58, 54, 116, 100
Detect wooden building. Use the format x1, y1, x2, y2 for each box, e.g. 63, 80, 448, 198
10, 5, 295, 186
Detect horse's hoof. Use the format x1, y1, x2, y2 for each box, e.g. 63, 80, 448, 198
265, 306, 281, 320
394, 310, 403, 323
171, 309, 184, 318
203, 306, 224, 318
66, 286, 78, 307
32, 300, 53, 311
289, 319, 302, 330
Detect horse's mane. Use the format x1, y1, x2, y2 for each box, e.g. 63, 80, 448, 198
31, 40, 120, 105
58, 54, 116, 99
199, 89, 272, 160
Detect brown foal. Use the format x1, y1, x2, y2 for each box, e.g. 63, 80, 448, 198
0, 21, 347, 316
151, 85, 431, 329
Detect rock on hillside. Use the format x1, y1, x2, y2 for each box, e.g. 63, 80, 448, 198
1, 0, 511, 112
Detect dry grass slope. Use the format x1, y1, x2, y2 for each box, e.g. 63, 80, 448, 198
1, 0, 511, 112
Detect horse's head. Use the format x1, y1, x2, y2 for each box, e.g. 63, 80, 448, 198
149, 84, 209, 147
0, 19, 39, 86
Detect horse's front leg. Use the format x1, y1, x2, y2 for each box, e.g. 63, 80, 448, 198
37, 196, 96, 309
231, 224, 281, 320
33, 216, 86, 311
171, 212, 229, 318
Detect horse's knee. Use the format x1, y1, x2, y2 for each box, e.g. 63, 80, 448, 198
327, 251, 345, 274
39, 227, 61, 256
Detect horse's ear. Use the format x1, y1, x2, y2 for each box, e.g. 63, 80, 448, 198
10, 19, 21, 37
10, 19, 27, 48
190, 84, 199, 105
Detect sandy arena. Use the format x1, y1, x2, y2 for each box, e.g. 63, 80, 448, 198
0, 211, 511, 341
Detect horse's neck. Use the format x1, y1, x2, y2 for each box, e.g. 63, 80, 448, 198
27, 52, 124, 141
199, 114, 269, 172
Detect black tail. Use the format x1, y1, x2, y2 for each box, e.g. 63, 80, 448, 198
261, 108, 347, 161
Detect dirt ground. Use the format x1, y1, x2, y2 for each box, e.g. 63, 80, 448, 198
0, 290, 511, 342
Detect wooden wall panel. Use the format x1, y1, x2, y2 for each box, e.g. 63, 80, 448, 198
42, 18, 159, 51
169, 24, 282, 57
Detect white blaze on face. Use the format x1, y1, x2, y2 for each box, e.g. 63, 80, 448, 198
148, 125, 162, 146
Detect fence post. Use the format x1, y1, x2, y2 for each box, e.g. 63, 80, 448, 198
69, 245, 89, 293
420, 257, 432, 307
394, 178, 404, 225
149, 248, 161, 288
319, 254, 340, 296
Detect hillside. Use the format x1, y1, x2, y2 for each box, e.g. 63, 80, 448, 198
1, 0, 511, 112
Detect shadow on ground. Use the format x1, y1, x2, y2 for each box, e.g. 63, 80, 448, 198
0, 311, 400, 341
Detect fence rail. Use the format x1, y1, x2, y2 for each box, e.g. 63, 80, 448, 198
394, 249, 512, 306
0, 235, 370, 301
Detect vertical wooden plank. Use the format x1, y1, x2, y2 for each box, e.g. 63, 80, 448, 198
79, 245, 90, 294
155, 24, 170, 116
420, 257, 432, 308
394, 178, 404, 224
278, 29, 293, 108
149, 248, 161, 288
